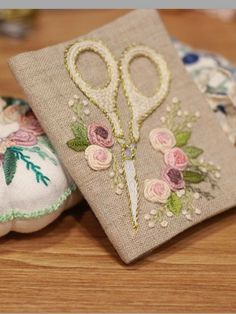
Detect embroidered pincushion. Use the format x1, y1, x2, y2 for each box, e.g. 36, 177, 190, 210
174, 40, 236, 145
9, 10, 236, 263
0, 96, 81, 236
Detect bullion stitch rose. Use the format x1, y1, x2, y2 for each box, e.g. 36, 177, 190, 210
162, 166, 185, 191
20, 112, 44, 136
85, 144, 112, 171
149, 128, 176, 153
88, 123, 114, 148
9, 130, 37, 147
144, 179, 171, 204
164, 147, 188, 171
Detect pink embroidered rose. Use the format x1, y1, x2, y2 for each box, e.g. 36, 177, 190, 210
144, 179, 171, 204
162, 166, 185, 191
9, 130, 37, 147
20, 112, 44, 136
85, 145, 112, 171
88, 123, 114, 148
164, 147, 188, 171
149, 128, 176, 153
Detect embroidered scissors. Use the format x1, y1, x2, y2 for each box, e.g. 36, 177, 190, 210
65, 39, 171, 228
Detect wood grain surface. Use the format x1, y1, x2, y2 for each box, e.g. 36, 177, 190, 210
0, 10, 236, 313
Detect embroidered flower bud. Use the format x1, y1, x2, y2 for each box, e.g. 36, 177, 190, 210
88, 123, 114, 148
149, 128, 176, 153
164, 147, 188, 171
162, 166, 185, 191
85, 145, 112, 171
144, 179, 171, 204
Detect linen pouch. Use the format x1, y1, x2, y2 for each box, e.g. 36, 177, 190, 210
9, 10, 236, 263
0, 96, 81, 237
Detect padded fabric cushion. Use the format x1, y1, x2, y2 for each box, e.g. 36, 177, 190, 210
175, 39, 236, 144
0, 96, 81, 236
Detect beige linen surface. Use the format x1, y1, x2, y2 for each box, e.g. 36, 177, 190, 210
9, 10, 236, 263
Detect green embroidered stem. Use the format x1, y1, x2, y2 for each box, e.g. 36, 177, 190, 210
153, 205, 166, 223
10, 147, 50, 187
173, 114, 198, 133
0, 184, 77, 223
21, 146, 58, 166
165, 102, 181, 130
186, 185, 214, 200
72, 100, 86, 124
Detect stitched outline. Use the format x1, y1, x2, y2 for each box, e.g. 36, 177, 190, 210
119, 44, 172, 143
0, 184, 77, 223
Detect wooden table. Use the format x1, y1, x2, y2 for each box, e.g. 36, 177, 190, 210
0, 10, 236, 313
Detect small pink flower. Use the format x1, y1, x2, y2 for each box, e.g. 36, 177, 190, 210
162, 166, 185, 191
9, 130, 37, 147
164, 147, 188, 171
20, 112, 44, 136
88, 123, 114, 148
85, 145, 112, 171
144, 179, 171, 204
149, 128, 176, 153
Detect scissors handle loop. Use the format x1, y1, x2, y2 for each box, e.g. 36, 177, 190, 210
65, 39, 123, 138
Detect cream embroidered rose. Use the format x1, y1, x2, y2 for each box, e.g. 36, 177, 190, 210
144, 179, 171, 204
88, 123, 114, 148
85, 145, 112, 171
164, 147, 188, 171
149, 128, 176, 153
162, 167, 185, 191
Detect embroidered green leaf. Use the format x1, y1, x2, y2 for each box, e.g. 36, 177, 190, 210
3, 148, 17, 185
67, 122, 90, 151
175, 131, 191, 147
183, 170, 205, 183
71, 122, 89, 144
183, 146, 204, 159
167, 192, 182, 216
67, 138, 88, 152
